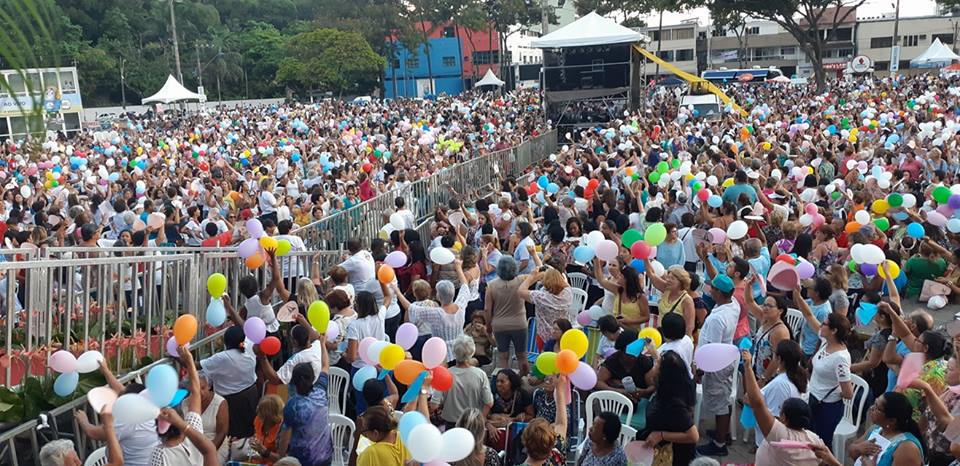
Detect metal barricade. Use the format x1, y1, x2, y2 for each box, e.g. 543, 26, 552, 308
293, 130, 557, 250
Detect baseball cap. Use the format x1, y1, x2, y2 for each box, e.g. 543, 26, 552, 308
711, 274, 735, 294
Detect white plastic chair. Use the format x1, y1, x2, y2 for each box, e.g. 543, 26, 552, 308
618, 424, 637, 446
785, 308, 805, 339
328, 366, 350, 416
84, 447, 107, 466
569, 287, 589, 318
567, 272, 590, 292
832, 374, 870, 462
329, 414, 356, 466
585, 391, 634, 434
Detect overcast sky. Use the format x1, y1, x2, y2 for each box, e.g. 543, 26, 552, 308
645, 0, 939, 26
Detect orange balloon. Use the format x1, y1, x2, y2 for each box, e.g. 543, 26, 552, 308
245, 252, 265, 269
377, 265, 396, 284
394, 359, 426, 385
173, 315, 198, 345
844, 221, 860, 235
556, 349, 579, 374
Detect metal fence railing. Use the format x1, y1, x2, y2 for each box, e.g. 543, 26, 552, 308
293, 130, 557, 250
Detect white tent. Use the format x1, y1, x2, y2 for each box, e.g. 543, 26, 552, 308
474, 69, 505, 87
142, 75, 206, 104
910, 38, 960, 68
531, 11, 647, 48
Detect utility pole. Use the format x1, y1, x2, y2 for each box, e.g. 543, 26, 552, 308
890, 0, 901, 76
120, 57, 127, 110
541, 0, 549, 35
655, 9, 664, 76
168, 0, 183, 83
195, 43, 203, 89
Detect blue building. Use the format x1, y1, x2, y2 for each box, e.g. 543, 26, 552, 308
385, 37, 464, 99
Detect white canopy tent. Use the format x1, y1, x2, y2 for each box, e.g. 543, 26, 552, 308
142, 75, 206, 104
531, 11, 648, 48
474, 69, 505, 87
910, 38, 960, 68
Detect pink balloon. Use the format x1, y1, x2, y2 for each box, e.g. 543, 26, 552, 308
157, 419, 171, 434
245, 219, 264, 238
243, 317, 266, 343
709, 227, 726, 244
694, 343, 739, 372
576, 311, 592, 326
48, 350, 77, 374
595, 239, 619, 261
166, 337, 190, 356
237, 238, 260, 258
359, 337, 377, 364
768, 261, 800, 291
570, 361, 597, 390
384, 251, 408, 268
422, 337, 448, 369
796, 261, 815, 280
897, 352, 925, 390
325, 323, 341, 342
805, 203, 818, 215
927, 210, 949, 228
396, 323, 419, 350
938, 204, 955, 218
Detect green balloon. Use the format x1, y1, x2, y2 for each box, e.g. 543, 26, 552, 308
887, 193, 903, 207
645, 223, 667, 247
632, 173, 639, 181
873, 217, 890, 232
848, 259, 858, 273
622, 229, 643, 248
831, 191, 842, 200
692, 182, 702, 191
656, 161, 669, 174
671, 159, 680, 169
648, 172, 661, 183
934, 186, 952, 204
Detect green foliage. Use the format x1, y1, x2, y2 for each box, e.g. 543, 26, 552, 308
275, 28, 384, 97
0, 371, 105, 423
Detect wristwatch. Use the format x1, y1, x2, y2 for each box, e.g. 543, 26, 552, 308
888, 335, 898, 342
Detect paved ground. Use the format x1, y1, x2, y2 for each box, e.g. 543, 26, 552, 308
701, 302, 960, 465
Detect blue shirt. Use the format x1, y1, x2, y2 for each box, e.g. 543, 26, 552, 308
514, 237, 535, 274
801, 300, 832, 356
886, 341, 910, 392
748, 248, 771, 299
656, 240, 685, 269
484, 250, 503, 282
721, 183, 758, 207
284, 372, 333, 466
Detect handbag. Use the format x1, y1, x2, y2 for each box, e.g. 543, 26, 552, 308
808, 385, 838, 413
920, 279, 952, 302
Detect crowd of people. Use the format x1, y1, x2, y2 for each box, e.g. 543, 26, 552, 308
34, 72, 960, 466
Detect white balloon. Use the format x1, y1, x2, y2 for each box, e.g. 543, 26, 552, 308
824, 184, 836, 194
706, 175, 718, 187
727, 220, 748, 240
75, 351, 104, 374
649, 260, 666, 277
576, 176, 589, 188
902, 193, 917, 208
367, 341, 389, 364
878, 179, 891, 189
113, 394, 160, 424
798, 214, 813, 227
771, 169, 782, 179
583, 231, 605, 248
862, 245, 886, 265
850, 244, 865, 264
439, 427, 475, 462
430, 248, 455, 265
854, 210, 871, 226
389, 212, 406, 230
407, 423, 443, 462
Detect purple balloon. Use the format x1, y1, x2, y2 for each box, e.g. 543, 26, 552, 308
395, 323, 418, 350
244, 317, 266, 343
860, 263, 878, 277
237, 238, 260, 259
165, 337, 190, 356
949, 194, 960, 210
570, 361, 597, 390
796, 261, 815, 280
384, 251, 408, 268
246, 219, 264, 239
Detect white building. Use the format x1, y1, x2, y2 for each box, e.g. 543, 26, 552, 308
856, 15, 960, 73
505, 0, 579, 65
638, 19, 700, 77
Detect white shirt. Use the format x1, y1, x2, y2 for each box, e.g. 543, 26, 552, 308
346, 306, 387, 369
677, 227, 698, 264
340, 251, 376, 288
148, 412, 204, 466
274, 234, 307, 277
698, 300, 740, 348
259, 190, 278, 214
114, 420, 160, 466
200, 344, 257, 396
659, 335, 695, 377
809, 340, 851, 403
244, 294, 280, 333
277, 341, 324, 384
395, 209, 416, 229
755, 372, 805, 447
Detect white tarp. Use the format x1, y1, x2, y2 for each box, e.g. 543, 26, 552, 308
474, 69, 505, 87
911, 38, 960, 68
531, 11, 647, 48
142, 75, 206, 104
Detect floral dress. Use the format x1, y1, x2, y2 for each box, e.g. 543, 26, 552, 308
904, 358, 947, 421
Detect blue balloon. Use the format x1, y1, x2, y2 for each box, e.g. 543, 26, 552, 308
630, 258, 645, 273
53, 372, 79, 397
207, 299, 226, 326
740, 405, 757, 429
291, 153, 301, 162
948, 218, 960, 233
708, 195, 723, 208
893, 212, 909, 221
856, 302, 878, 326
146, 364, 179, 407
352, 365, 377, 391
401, 371, 428, 404
537, 175, 549, 189
906, 222, 925, 239
168, 389, 189, 407
573, 246, 595, 263
546, 182, 559, 194
827, 125, 837, 135
398, 411, 427, 444
738, 338, 753, 351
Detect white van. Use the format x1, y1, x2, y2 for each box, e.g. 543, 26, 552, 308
679, 94, 723, 121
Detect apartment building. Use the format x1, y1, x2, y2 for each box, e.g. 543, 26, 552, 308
638, 20, 699, 77
856, 15, 960, 73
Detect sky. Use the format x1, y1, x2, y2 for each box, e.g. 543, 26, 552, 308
645, 0, 940, 26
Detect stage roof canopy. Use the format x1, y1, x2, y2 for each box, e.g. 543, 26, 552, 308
911, 38, 960, 68
142, 75, 205, 104
531, 11, 648, 49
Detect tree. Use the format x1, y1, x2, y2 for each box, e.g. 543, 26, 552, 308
694, 0, 865, 91
484, 0, 554, 83
275, 27, 384, 97
710, 9, 749, 68
574, 0, 652, 25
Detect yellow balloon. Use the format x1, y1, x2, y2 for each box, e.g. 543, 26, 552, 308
761, 142, 772, 151
639, 327, 663, 348
807, 167, 814, 175
276, 239, 292, 257
259, 236, 278, 251
872, 199, 890, 215
536, 352, 557, 375
308, 300, 330, 333
849, 135, 858, 143
379, 343, 405, 370
722, 178, 735, 188
559, 329, 588, 358
878, 260, 901, 279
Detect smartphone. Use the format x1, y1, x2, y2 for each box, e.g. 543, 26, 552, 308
622, 376, 637, 393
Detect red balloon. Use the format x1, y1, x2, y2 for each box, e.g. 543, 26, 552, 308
431, 366, 453, 391
697, 189, 710, 201
776, 254, 797, 265
362, 163, 372, 173
631, 241, 652, 260
587, 179, 600, 190
527, 182, 539, 195
260, 336, 281, 356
